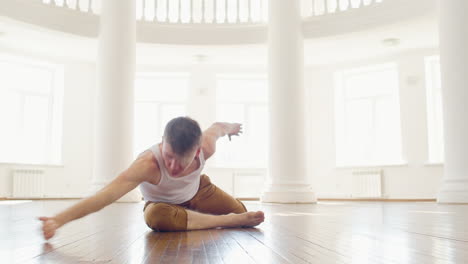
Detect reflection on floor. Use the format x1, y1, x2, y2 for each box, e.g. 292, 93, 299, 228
1, 200, 467, 263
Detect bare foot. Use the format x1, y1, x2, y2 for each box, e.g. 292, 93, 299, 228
227, 211, 265, 228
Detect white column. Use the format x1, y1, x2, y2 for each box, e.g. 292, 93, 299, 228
261, 0, 316, 203
437, 0, 468, 203
92, 0, 141, 202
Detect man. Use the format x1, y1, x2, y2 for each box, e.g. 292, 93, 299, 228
39, 117, 265, 239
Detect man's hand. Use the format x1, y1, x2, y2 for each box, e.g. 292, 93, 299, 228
38, 216, 61, 240
225, 123, 243, 141
202, 122, 244, 160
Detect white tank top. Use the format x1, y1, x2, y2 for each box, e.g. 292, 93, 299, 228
139, 144, 205, 204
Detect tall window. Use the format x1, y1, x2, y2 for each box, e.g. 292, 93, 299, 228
425, 56, 444, 163
335, 63, 403, 167
133, 73, 189, 157
214, 74, 269, 168
0, 56, 64, 165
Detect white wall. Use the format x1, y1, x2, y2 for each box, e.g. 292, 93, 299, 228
307, 48, 443, 199
0, 57, 95, 198
0, 47, 445, 200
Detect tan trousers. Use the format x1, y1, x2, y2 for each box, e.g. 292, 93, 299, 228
143, 174, 247, 231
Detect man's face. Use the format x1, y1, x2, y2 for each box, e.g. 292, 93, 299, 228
161, 140, 200, 177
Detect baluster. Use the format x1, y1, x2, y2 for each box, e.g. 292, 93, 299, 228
214, 0, 218, 23
311, 0, 315, 16
202, 0, 205, 23
153, 0, 158, 21
190, 0, 194, 24
165, 0, 169, 22
75, 0, 80, 11
247, 0, 251, 22
323, 0, 328, 14
88, 0, 93, 13
259, 0, 263, 22
178, 0, 182, 23
236, 0, 239, 23
224, 0, 228, 23
141, 0, 146, 20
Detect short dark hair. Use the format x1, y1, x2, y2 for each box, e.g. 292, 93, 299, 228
163, 116, 202, 156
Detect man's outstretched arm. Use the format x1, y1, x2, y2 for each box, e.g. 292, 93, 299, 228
202, 122, 242, 160
38, 152, 156, 240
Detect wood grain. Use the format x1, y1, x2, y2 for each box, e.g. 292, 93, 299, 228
1, 200, 467, 263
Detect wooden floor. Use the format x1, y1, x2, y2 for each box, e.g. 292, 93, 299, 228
1, 200, 468, 264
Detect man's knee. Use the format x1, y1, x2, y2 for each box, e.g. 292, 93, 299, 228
144, 203, 188, 232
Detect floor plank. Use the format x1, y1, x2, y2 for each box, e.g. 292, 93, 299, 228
1, 200, 468, 263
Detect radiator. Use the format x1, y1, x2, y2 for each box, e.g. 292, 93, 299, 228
12, 169, 45, 198
351, 169, 382, 198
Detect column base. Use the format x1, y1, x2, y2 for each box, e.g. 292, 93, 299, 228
261, 183, 316, 203
437, 178, 468, 203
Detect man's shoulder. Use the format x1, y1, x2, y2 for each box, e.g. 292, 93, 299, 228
134, 151, 161, 185
136, 150, 160, 171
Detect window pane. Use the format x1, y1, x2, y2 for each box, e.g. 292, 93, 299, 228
134, 73, 189, 157
335, 64, 403, 166
216, 103, 245, 123
135, 76, 189, 101
0, 61, 53, 94
374, 97, 402, 163
344, 99, 373, 164
217, 77, 268, 103
0, 91, 21, 163
344, 68, 397, 99
22, 96, 49, 164
161, 104, 186, 127
215, 103, 246, 166
134, 102, 159, 156
0, 57, 63, 165
215, 75, 269, 168
246, 105, 269, 167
